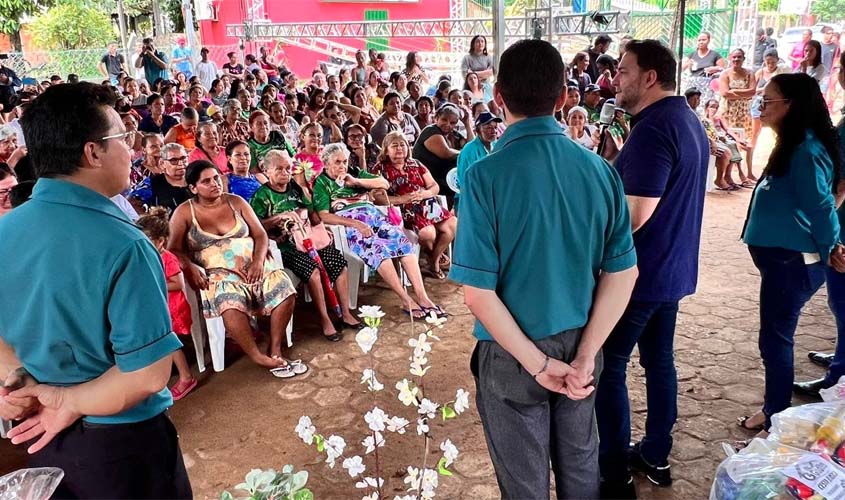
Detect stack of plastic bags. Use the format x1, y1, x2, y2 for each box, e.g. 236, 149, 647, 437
0, 468, 63, 500
711, 378, 845, 500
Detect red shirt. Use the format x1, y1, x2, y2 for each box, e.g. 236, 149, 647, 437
163, 250, 192, 335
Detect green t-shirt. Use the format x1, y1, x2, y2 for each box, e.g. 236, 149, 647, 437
312, 170, 378, 213
248, 131, 296, 170
250, 183, 311, 250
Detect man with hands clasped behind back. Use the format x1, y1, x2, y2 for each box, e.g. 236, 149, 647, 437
449, 39, 638, 499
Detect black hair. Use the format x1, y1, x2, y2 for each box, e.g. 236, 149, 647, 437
405, 52, 418, 74
308, 88, 325, 109
147, 92, 163, 106
185, 159, 220, 187
67, 74, 79, 84
228, 78, 243, 99
390, 71, 401, 85
141, 132, 163, 148
9, 180, 35, 208
225, 140, 249, 157
416, 96, 433, 109
20, 82, 117, 178
0, 162, 11, 180
595, 34, 613, 46
469, 35, 488, 56
805, 40, 822, 68
765, 73, 840, 186
383, 92, 401, 108
623, 39, 677, 91
596, 54, 618, 73
497, 39, 565, 117
181, 107, 199, 121
763, 48, 780, 60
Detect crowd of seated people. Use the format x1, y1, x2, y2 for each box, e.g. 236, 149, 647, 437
0, 38, 655, 398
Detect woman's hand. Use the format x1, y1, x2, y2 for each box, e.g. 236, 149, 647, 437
7, 146, 27, 169
341, 173, 358, 187
405, 190, 425, 204
590, 128, 601, 149
352, 220, 374, 238
185, 264, 209, 290
245, 259, 264, 284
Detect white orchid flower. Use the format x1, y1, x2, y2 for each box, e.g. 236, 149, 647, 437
418, 398, 438, 419
409, 359, 431, 377
356, 327, 378, 354
356, 477, 385, 489
404, 466, 421, 491
362, 431, 384, 454
454, 388, 470, 414
421, 468, 439, 497
295, 415, 316, 445
396, 379, 420, 406
408, 333, 432, 358
358, 305, 385, 319
361, 368, 385, 391
362, 494, 379, 500
416, 418, 429, 436
324, 435, 346, 468
387, 415, 409, 434
425, 311, 447, 328
365, 407, 388, 432
440, 439, 459, 467
343, 455, 366, 478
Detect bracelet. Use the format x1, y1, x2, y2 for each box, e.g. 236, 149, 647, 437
532, 355, 550, 379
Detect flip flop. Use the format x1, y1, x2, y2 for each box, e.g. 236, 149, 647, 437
170, 378, 198, 401
289, 359, 309, 375
737, 415, 764, 431
270, 364, 296, 378
421, 268, 446, 280
423, 305, 448, 318
402, 308, 426, 319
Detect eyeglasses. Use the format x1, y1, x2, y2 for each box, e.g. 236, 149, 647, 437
759, 98, 789, 110
97, 131, 136, 142
164, 156, 188, 165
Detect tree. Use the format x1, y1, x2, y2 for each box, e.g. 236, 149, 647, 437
759, 0, 779, 11
30, 3, 115, 49
811, 0, 845, 21
0, 0, 54, 51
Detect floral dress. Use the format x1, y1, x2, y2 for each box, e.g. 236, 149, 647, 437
371, 159, 453, 232
720, 72, 753, 138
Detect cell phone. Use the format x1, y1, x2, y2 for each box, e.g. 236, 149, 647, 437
0, 418, 12, 439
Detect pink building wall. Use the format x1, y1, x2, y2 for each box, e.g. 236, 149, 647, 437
199, 0, 451, 77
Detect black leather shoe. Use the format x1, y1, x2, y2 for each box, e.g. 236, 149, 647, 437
809, 351, 835, 367
600, 475, 637, 499
793, 378, 834, 398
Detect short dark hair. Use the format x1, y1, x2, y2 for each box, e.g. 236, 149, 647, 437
595, 34, 613, 46
9, 180, 35, 208
185, 159, 219, 187
67, 74, 79, 83
21, 82, 117, 178
383, 92, 401, 107
496, 39, 564, 117
623, 39, 677, 91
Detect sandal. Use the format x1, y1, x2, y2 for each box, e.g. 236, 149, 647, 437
439, 254, 451, 269
402, 308, 427, 319
732, 438, 752, 452
421, 268, 446, 280
270, 357, 308, 376
288, 359, 309, 375
170, 378, 198, 401
270, 364, 296, 378
423, 305, 448, 318
740, 180, 756, 188
737, 415, 764, 431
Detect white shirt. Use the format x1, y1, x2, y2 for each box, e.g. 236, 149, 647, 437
110, 194, 139, 221
194, 60, 219, 91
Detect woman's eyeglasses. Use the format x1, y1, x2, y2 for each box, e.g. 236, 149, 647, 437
759, 98, 789, 110
164, 156, 188, 165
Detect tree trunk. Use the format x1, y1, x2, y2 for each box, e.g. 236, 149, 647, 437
10, 30, 22, 52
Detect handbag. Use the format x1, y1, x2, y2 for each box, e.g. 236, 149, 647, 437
290, 209, 333, 251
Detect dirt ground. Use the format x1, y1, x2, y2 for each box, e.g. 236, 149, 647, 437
2, 130, 841, 499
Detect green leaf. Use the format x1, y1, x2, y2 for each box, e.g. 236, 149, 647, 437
220, 491, 235, 500
281, 464, 293, 474
314, 434, 325, 452
290, 471, 309, 491
293, 489, 314, 500
437, 456, 453, 476
441, 405, 457, 421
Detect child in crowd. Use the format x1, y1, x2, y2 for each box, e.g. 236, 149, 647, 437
137, 207, 198, 400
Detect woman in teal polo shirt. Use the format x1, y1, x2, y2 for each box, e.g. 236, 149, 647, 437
740, 73, 845, 431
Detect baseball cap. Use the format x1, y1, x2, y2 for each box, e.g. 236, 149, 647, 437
584, 84, 601, 93
475, 111, 503, 127
206, 104, 221, 116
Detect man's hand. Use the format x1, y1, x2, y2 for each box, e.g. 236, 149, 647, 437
830, 244, 845, 273
567, 354, 596, 397
0, 369, 39, 421
533, 358, 594, 400
7, 385, 81, 454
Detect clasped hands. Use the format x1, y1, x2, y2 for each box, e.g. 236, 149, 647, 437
830, 244, 845, 273
532, 354, 596, 400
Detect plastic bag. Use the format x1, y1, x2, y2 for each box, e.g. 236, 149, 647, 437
820, 376, 845, 402
768, 401, 845, 451
0, 468, 64, 500
709, 439, 840, 500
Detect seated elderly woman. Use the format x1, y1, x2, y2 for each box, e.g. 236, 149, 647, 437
219, 98, 251, 147
565, 106, 599, 150
169, 160, 304, 376
373, 131, 457, 280
411, 103, 469, 206
250, 149, 362, 341
0, 124, 27, 172
164, 107, 199, 152
313, 143, 446, 318
131, 132, 165, 187
248, 109, 296, 171
129, 142, 192, 214
188, 121, 230, 174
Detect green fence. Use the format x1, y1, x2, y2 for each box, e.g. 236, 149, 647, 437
628, 9, 734, 56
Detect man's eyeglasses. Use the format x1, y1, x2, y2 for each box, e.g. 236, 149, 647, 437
163, 156, 188, 165
759, 98, 789, 110
97, 131, 136, 142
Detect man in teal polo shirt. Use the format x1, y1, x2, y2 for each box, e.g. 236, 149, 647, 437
449, 39, 638, 499
0, 82, 191, 498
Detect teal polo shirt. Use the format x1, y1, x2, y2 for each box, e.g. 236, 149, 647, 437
449, 116, 637, 341
0, 179, 182, 424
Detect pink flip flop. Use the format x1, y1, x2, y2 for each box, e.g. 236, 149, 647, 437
170, 378, 198, 401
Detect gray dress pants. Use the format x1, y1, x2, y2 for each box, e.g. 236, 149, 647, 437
471, 328, 603, 500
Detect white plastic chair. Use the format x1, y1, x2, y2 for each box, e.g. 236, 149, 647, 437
328, 223, 367, 309
706, 155, 717, 193
185, 242, 293, 373
446, 168, 460, 194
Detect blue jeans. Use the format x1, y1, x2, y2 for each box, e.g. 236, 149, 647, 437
824, 266, 845, 384
749, 246, 826, 427
596, 300, 679, 482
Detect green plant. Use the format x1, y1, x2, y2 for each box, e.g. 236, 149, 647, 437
221, 465, 313, 500
30, 3, 114, 50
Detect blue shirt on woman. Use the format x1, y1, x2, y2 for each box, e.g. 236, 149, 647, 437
744, 130, 841, 263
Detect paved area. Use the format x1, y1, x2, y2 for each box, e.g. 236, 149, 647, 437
1, 130, 840, 499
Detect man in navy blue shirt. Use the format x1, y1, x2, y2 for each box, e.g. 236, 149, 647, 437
595, 39, 709, 498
